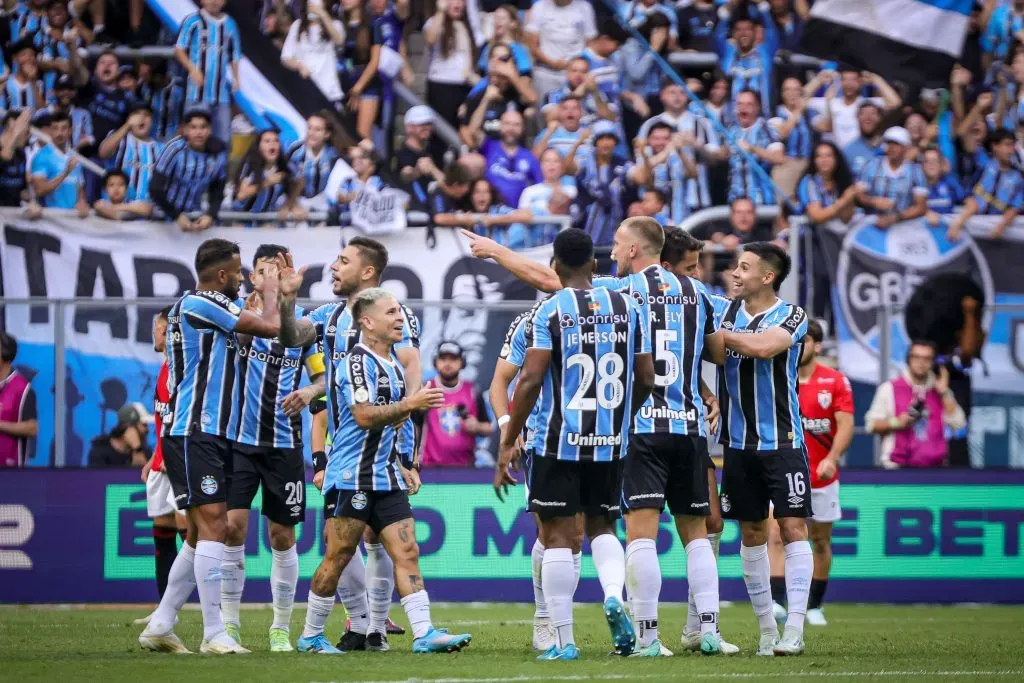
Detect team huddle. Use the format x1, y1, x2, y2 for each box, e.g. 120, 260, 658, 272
137, 216, 853, 660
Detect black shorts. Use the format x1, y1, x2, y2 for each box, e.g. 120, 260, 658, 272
622, 434, 710, 516
162, 431, 233, 510
322, 488, 412, 534
720, 446, 812, 522
527, 456, 622, 521
228, 443, 306, 526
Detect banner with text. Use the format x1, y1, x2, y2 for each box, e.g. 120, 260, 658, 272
0, 211, 546, 466
1, 470, 1021, 604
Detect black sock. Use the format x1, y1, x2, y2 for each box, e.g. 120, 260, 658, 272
770, 576, 787, 606
808, 579, 828, 610
153, 526, 179, 598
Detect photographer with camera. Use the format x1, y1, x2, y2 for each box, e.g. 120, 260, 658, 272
420, 341, 493, 468
87, 403, 153, 468
865, 341, 966, 469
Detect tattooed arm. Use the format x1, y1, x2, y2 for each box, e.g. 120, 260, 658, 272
351, 385, 445, 430
277, 295, 318, 348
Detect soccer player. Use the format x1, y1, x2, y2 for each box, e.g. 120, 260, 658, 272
277, 237, 423, 652
138, 306, 184, 618
713, 242, 812, 656
489, 305, 584, 652
768, 319, 854, 627
218, 245, 324, 652
496, 228, 656, 661
293, 288, 472, 655
139, 239, 282, 655
467, 220, 733, 656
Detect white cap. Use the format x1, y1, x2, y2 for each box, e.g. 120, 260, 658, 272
882, 126, 911, 147
404, 105, 434, 127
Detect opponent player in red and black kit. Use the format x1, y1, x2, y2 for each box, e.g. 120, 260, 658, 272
769, 319, 853, 627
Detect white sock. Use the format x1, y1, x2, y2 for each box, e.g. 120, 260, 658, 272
194, 540, 227, 640
590, 533, 625, 602
687, 531, 722, 635
686, 538, 719, 636
531, 539, 548, 619
740, 543, 777, 634
542, 547, 576, 648
337, 549, 369, 635
784, 540, 813, 633
302, 591, 335, 638
625, 538, 660, 647
219, 545, 245, 628
572, 552, 582, 595
151, 543, 196, 631
400, 590, 433, 639
270, 546, 299, 631
708, 532, 721, 558
365, 543, 394, 635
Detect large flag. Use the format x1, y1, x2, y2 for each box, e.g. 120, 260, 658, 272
800, 0, 972, 90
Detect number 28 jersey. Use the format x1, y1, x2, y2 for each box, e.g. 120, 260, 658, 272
526, 286, 651, 461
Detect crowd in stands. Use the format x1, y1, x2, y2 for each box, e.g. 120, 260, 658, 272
2, 0, 1024, 257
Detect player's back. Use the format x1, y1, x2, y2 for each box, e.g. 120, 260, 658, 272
527, 286, 646, 461
327, 344, 408, 493
608, 266, 716, 437
718, 297, 807, 451
164, 290, 241, 438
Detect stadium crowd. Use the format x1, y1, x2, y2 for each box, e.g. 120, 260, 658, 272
0, 0, 1019, 249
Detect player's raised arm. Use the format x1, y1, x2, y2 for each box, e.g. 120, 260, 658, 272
351, 384, 444, 430
461, 229, 562, 293
275, 254, 318, 348
234, 262, 281, 338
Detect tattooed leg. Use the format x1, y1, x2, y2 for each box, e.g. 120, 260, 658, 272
379, 517, 422, 598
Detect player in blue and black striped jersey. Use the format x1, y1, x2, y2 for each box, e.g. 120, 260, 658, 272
140, 239, 281, 656
713, 241, 813, 657
467, 218, 729, 656
218, 245, 325, 652
489, 303, 585, 653
276, 236, 421, 652
295, 288, 472, 656
497, 229, 655, 662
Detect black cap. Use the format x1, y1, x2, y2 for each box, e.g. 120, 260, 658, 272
54, 75, 76, 92
436, 341, 464, 360
182, 103, 212, 123
118, 64, 138, 79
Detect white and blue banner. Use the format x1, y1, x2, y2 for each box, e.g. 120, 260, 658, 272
0, 211, 549, 467
801, 0, 972, 90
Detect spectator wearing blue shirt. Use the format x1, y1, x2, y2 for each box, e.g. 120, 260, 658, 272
539, 56, 616, 126
531, 97, 587, 168
471, 109, 542, 206
94, 169, 154, 221
842, 102, 885, 176
2, 39, 46, 113
714, 2, 778, 117
638, 121, 697, 226
767, 0, 809, 54
980, 0, 1024, 63
726, 90, 786, 205
921, 148, 966, 218
796, 141, 858, 224
175, 0, 242, 144
617, 12, 673, 105
517, 148, 577, 247
98, 104, 163, 203
677, 0, 719, 53
948, 129, 1024, 241
476, 6, 533, 78
29, 111, 88, 215
48, 76, 94, 153
565, 120, 651, 247
619, 0, 679, 49
463, 178, 533, 249
458, 43, 538, 147
856, 126, 928, 228
232, 130, 304, 218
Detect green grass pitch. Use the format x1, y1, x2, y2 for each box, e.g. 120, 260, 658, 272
2, 603, 1023, 682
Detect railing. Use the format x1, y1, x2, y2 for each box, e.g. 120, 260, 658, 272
668, 51, 825, 70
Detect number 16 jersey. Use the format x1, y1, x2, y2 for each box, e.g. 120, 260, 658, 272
526, 286, 651, 461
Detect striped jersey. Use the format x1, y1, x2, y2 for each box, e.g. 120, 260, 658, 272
726, 118, 781, 205
308, 300, 420, 456
771, 105, 814, 159
498, 306, 549, 439
152, 136, 228, 214
164, 290, 243, 438
795, 174, 839, 216
638, 111, 719, 210
714, 11, 777, 117
286, 142, 340, 198
526, 286, 650, 461
595, 266, 717, 437
176, 10, 242, 105
2, 77, 44, 112
233, 161, 290, 212
232, 305, 323, 448
857, 157, 928, 215
718, 297, 808, 451
969, 159, 1024, 215
325, 344, 408, 493
111, 133, 163, 202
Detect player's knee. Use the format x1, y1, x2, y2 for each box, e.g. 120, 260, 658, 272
779, 519, 809, 544
705, 514, 724, 535
740, 523, 768, 547
363, 527, 380, 544
269, 523, 295, 551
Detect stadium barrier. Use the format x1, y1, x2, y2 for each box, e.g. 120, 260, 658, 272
1, 467, 1022, 604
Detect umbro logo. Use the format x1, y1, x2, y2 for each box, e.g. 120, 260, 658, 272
290, 505, 302, 514
788, 496, 804, 507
